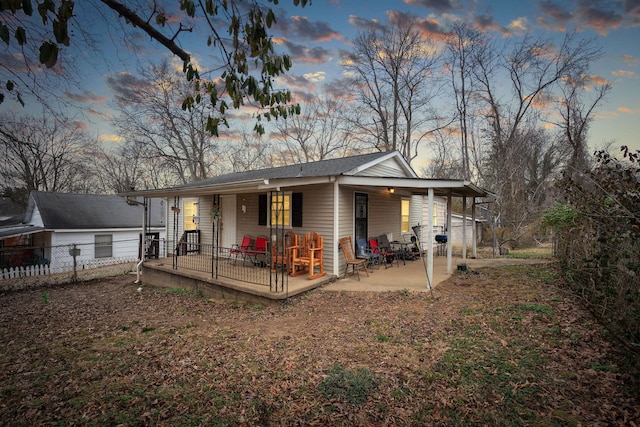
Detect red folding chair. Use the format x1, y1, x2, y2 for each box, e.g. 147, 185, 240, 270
247, 235, 269, 267
368, 237, 396, 268
230, 235, 253, 264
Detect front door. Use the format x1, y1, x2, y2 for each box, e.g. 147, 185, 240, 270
355, 192, 368, 244
220, 195, 237, 250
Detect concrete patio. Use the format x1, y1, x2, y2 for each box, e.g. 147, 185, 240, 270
323, 255, 554, 293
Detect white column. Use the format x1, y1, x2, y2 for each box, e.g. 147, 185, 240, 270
462, 196, 467, 260
427, 188, 434, 288
333, 179, 340, 276
472, 198, 477, 258
446, 192, 453, 273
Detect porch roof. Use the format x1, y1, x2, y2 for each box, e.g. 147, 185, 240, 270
121, 175, 491, 199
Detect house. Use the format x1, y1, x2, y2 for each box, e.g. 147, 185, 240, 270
0, 191, 166, 275
124, 151, 492, 302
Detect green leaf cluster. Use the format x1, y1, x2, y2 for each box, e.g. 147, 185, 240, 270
1, 0, 74, 103
2, 0, 306, 136
541, 203, 578, 231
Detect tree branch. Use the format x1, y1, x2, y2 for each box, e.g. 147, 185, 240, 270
99, 0, 191, 62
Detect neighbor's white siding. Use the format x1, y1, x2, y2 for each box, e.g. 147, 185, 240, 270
49, 228, 165, 273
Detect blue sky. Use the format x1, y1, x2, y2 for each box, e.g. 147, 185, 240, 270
3, 0, 639, 163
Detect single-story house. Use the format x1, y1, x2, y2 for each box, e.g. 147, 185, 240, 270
0, 191, 166, 275
123, 151, 492, 302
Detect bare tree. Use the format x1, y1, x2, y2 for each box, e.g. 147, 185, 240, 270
92, 138, 180, 194
226, 130, 275, 172
419, 128, 464, 179
272, 93, 357, 164
554, 74, 611, 177
341, 15, 444, 164
0, 112, 97, 194
444, 23, 486, 180
470, 31, 603, 244
110, 61, 223, 184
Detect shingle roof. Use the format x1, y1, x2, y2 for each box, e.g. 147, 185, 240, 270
177, 151, 392, 189
30, 192, 165, 230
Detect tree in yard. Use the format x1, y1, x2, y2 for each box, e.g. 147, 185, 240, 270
109, 61, 223, 184
92, 138, 180, 194
553, 73, 611, 178
444, 23, 486, 181
0, 112, 98, 197
1, 0, 305, 135
341, 14, 446, 165
471, 30, 604, 247
225, 129, 275, 172
272, 93, 358, 164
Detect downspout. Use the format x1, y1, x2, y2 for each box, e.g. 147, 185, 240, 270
135, 197, 147, 284
447, 192, 453, 274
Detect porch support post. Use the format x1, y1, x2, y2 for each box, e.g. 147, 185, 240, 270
447, 192, 453, 274
462, 196, 467, 260
472, 198, 477, 258
332, 178, 340, 276
427, 188, 434, 288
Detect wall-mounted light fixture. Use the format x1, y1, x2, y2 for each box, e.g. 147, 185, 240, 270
388, 187, 395, 194
242, 204, 247, 213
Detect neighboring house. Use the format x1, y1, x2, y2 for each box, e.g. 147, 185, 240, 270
0, 191, 166, 274
125, 150, 492, 299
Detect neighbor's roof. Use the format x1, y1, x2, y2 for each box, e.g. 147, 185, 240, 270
0, 224, 44, 240
28, 192, 166, 230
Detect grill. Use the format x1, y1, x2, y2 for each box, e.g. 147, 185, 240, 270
435, 234, 448, 244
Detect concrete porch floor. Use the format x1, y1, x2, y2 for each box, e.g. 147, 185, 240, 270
323, 255, 554, 293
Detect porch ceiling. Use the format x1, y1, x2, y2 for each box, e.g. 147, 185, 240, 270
336, 176, 493, 198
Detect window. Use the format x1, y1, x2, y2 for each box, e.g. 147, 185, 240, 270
259, 192, 303, 227
401, 199, 410, 233
95, 234, 113, 258
433, 203, 438, 227
271, 193, 291, 226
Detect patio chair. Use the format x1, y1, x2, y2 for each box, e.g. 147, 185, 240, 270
339, 236, 369, 280
368, 237, 397, 268
271, 232, 298, 272
356, 237, 381, 270
290, 232, 325, 280
247, 235, 269, 267
229, 235, 253, 264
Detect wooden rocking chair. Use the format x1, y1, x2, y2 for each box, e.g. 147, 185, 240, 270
271, 232, 298, 272
339, 236, 369, 280
290, 232, 325, 280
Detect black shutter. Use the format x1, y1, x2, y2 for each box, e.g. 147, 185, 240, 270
292, 192, 303, 227
258, 194, 267, 226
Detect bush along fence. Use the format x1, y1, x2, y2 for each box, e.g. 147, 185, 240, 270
546, 147, 640, 351
0, 238, 145, 281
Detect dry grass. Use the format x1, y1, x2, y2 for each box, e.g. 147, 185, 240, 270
0, 263, 637, 426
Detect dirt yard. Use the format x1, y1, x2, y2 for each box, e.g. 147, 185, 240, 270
0, 263, 638, 426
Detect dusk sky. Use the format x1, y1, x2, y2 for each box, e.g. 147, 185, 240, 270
3, 0, 639, 167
